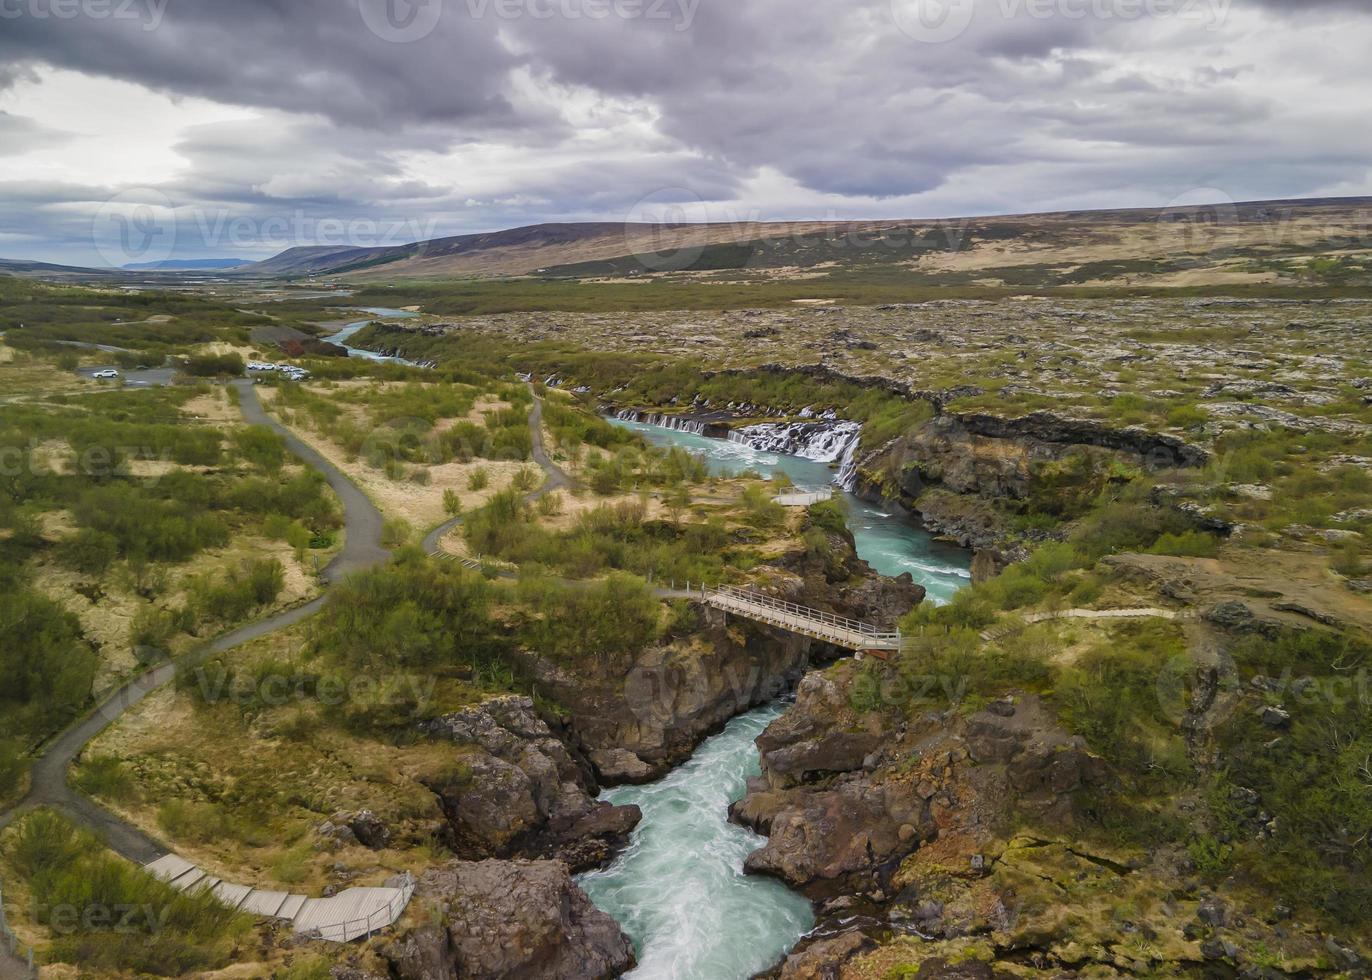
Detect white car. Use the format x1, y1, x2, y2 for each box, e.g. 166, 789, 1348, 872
93, 369, 120, 380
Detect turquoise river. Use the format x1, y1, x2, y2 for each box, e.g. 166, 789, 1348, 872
579, 417, 971, 979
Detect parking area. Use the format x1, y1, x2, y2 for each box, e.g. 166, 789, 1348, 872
76, 364, 179, 388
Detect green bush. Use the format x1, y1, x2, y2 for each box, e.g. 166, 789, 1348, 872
1148, 530, 1221, 557
55, 528, 119, 575
233, 425, 286, 472
0, 740, 27, 802
310, 556, 500, 670
71, 755, 138, 803
515, 573, 661, 666
806, 499, 848, 536
187, 559, 284, 624
6, 810, 248, 976
0, 589, 96, 742
181, 352, 245, 377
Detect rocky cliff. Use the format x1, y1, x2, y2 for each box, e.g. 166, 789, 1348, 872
732, 664, 1104, 902
512, 523, 923, 784
736, 660, 1359, 979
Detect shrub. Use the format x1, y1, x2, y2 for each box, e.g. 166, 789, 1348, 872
516, 573, 661, 666
0, 589, 96, 742
0, 740, 27, 802
6, 810, 248, 975
233, 425, 285, 472
56, 528, 119, 575
187, 559, 284, 624
806, 499, 848, 536
468, 467, 490, 492
310, 557, 499, 670
1148, 530, 1221, 558
181, 352, 245, 377
71, 755, 138, 803
382, 517, 413, 548
129, 605, 182, 657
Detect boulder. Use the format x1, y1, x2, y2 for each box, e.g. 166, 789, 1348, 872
383, 923, 457, 980
348, 810, 392, 850
421, 697, 639, 870
588, 748, 654, 784
391, 859, 635, 980
743, 774, 933, 888
777, 930, 876, 979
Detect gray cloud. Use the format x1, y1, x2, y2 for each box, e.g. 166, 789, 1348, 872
1, 0, 1370, 263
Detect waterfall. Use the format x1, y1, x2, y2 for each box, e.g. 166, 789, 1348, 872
730, 421, 861, 464
618, 409, 708, 436
835, 429, 862, 491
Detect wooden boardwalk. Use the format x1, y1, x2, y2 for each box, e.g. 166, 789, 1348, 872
694, 585, 902, 652
146, 855, 414, 943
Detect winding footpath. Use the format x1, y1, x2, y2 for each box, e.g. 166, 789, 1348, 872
423, 386, 575, 557
0, 380, 396, 973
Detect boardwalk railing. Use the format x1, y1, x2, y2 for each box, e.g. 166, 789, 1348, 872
773, 485, 834, 506
309, 873, 417, 944
435, 552, 484, 570
675, 583, 901, 651
0, 882, 37, 979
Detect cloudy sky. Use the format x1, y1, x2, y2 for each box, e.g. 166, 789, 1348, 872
0, 0, 1369, 266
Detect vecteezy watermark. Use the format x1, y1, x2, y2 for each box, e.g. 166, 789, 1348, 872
189, 664, 437, 712
890, 0, 977, 44
0, 440, 172, 486
892, 0, 1233, 43
93, 188, 176, 269
92, 188, 440, 268
360, 0, 699, 43
0, 0, 169, 30
36, 900, 172, 936
358, 0, 445, 42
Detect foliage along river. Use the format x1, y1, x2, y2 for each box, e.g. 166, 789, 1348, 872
335, 315, 971, 976
579, 418, 972, 979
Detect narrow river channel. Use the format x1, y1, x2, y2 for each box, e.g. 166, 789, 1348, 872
581, 417, 972, 979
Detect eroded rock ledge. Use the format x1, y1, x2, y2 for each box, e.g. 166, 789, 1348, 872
420, 696, 641, 873
737, 661, 1361, 979
382, 859, 636, 980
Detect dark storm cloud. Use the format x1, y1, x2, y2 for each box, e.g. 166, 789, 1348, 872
1, 0, 1370, 263
0, 0, 521, 133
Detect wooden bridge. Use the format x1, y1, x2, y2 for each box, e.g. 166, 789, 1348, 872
671, 584, 902, 654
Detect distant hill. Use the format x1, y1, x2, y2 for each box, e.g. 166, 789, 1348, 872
0, 258, 117, 278
123, 258, 251, 271
236, 198, 1372, 288
235, 221, 862, 280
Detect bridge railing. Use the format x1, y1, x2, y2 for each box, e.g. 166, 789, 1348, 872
0, 881, 37, 978
309, 873, 416, 944
709, 585, 900, 642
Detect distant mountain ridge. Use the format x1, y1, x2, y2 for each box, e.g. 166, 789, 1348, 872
0, 257, 116, 278
123, 258, 252, 271
6, 197, 1372, 287
235, 198, 1372, 284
